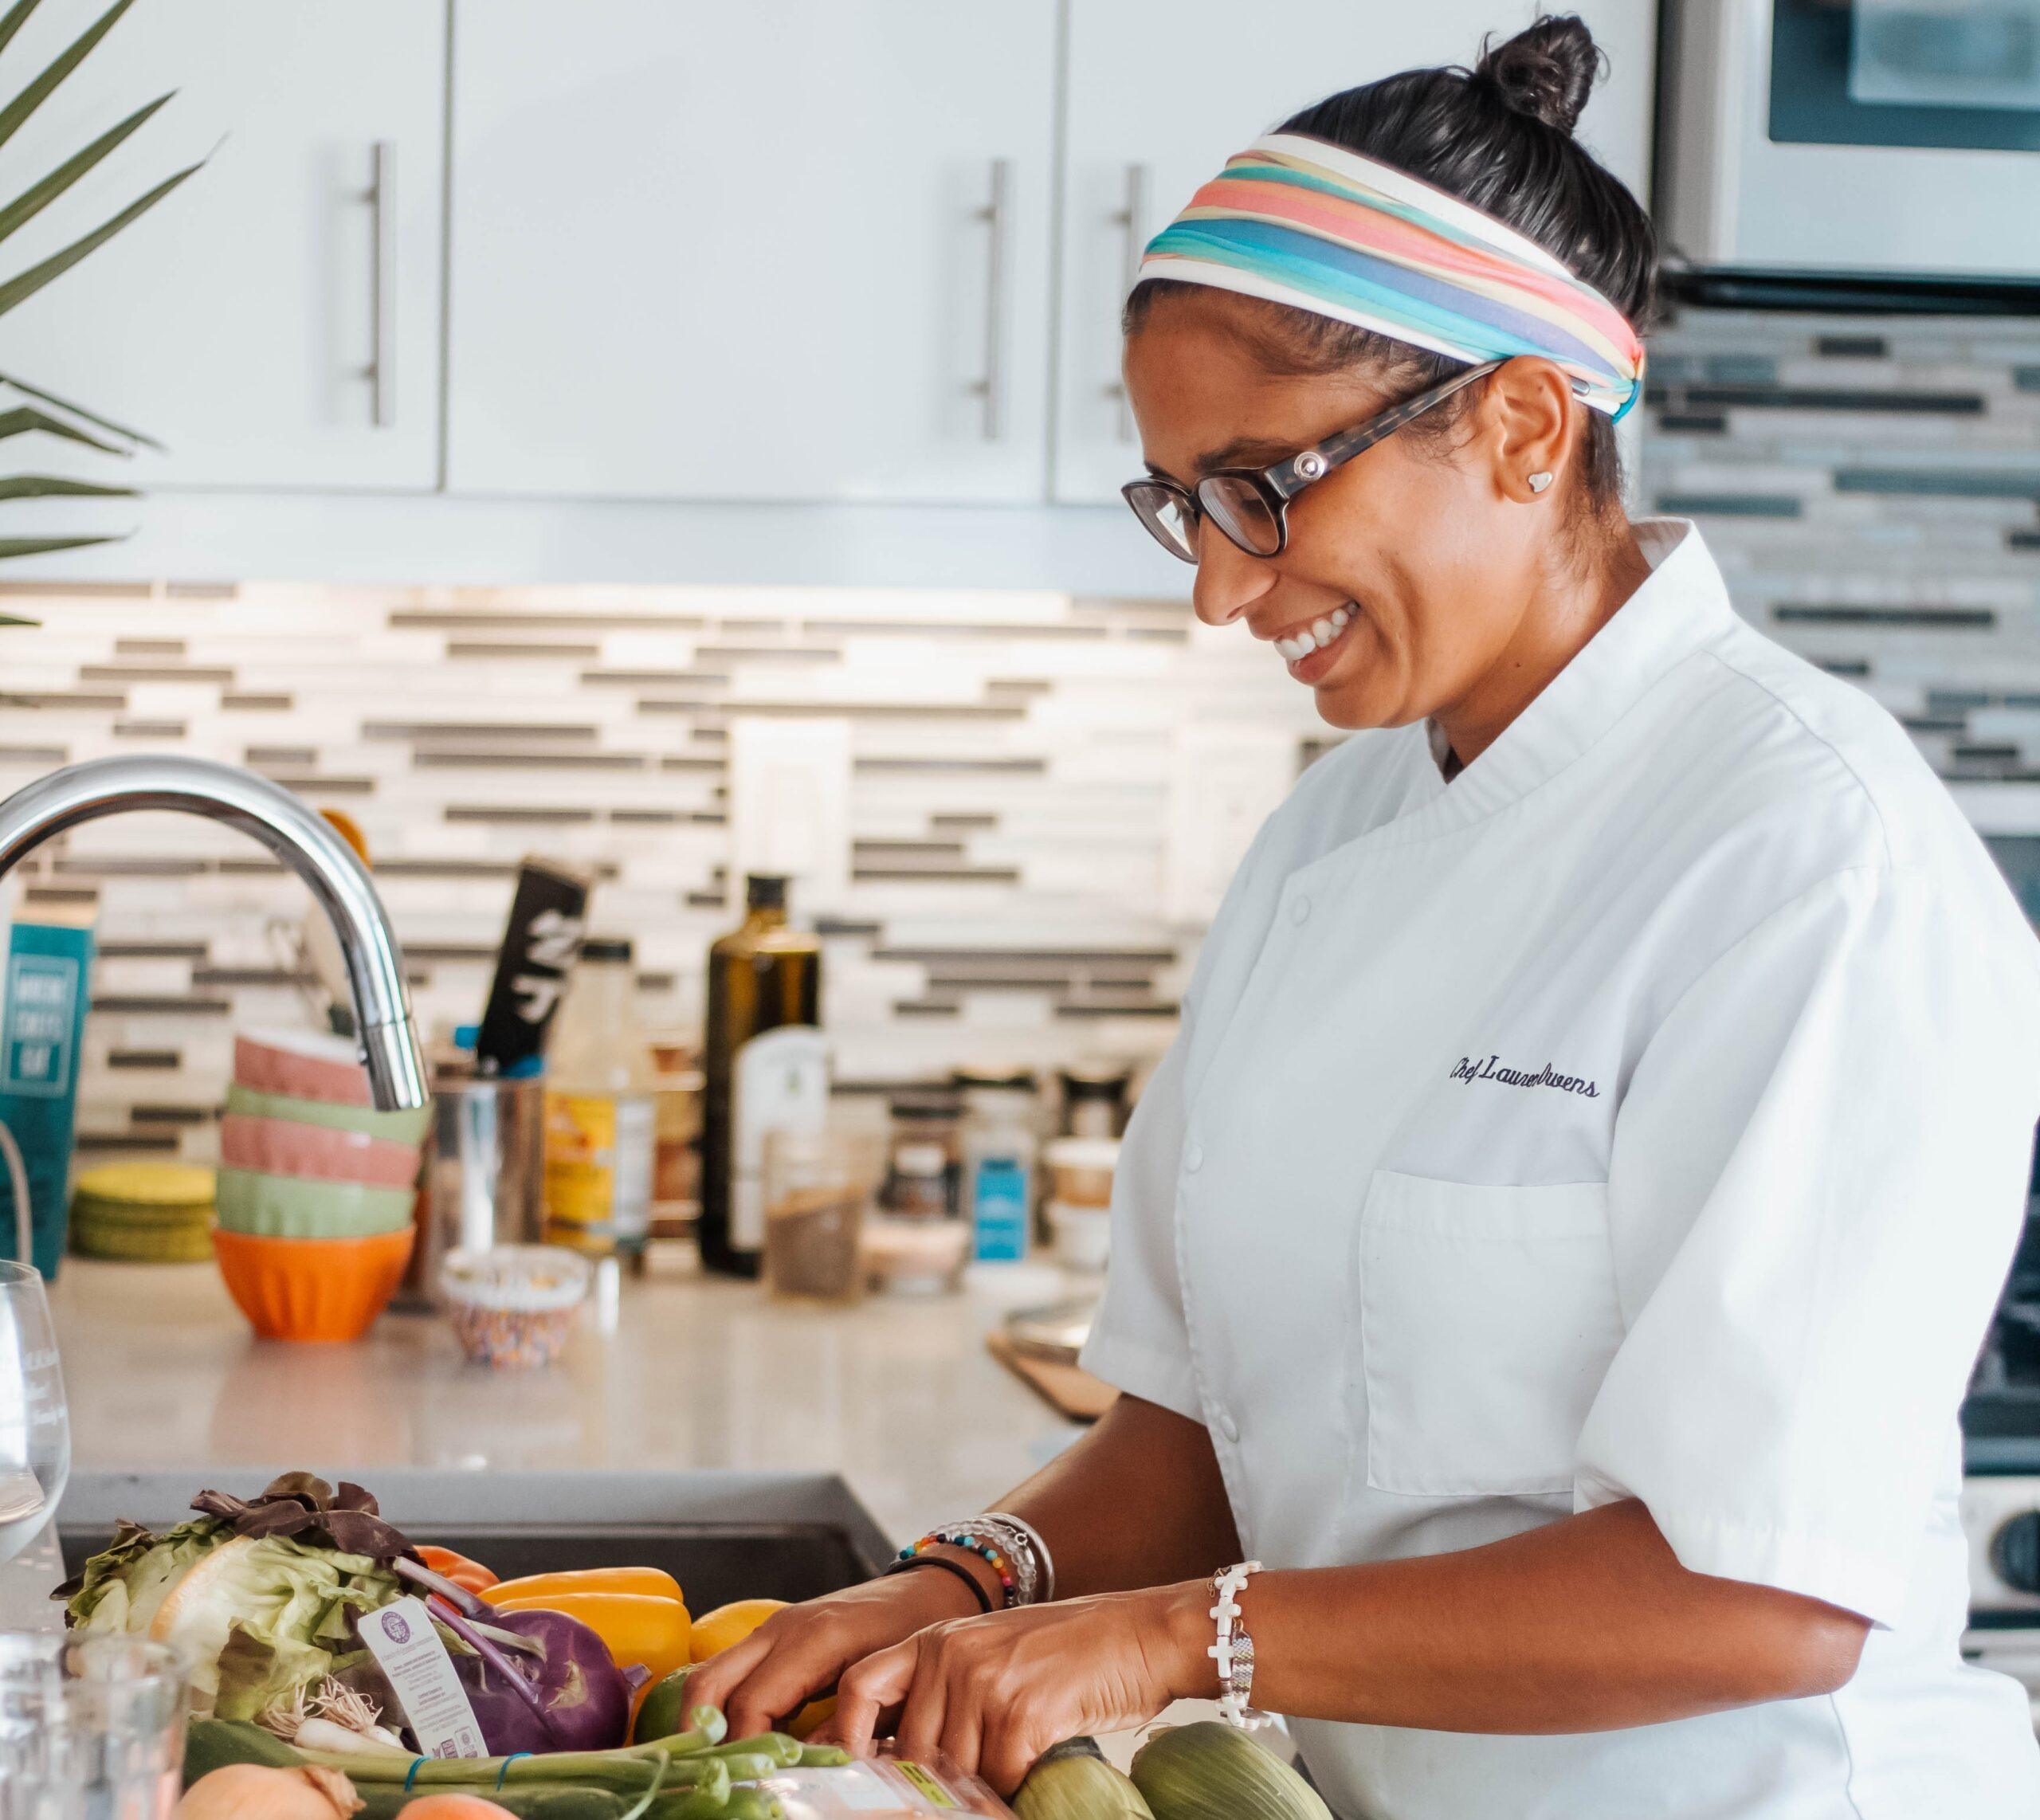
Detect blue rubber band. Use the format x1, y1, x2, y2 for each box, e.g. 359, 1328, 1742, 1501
496, 1753, 532, 1791
404, 1758, 426, 1793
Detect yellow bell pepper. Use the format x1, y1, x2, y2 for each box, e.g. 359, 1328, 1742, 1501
482, 1567, 685, 1606
688, 1597, 787, 1663
488, 1590, 693, 1687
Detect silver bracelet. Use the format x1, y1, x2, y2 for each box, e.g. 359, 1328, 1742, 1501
935, 1516, 1039, 1606
1210, 1560, 1273, 1730
984, 1510, 1056, 1604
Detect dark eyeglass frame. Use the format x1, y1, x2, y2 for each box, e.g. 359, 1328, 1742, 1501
1121, 358, 1505, 564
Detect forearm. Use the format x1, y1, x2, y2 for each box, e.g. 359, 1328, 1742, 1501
969, 1394, 1240, 1601
1157, 1500, 1869, 1732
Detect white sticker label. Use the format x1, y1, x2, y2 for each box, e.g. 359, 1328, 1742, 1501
357, 1598, 488, 1759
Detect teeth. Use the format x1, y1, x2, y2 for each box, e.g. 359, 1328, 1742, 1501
1276, 604, 1354, 667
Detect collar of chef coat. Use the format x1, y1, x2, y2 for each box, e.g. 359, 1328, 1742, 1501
1414, 516, 1734, 824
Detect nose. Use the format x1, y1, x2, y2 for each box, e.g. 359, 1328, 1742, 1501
1190, 525, 1275, 628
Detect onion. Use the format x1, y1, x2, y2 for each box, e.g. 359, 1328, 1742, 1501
174, 1764, 361, 1820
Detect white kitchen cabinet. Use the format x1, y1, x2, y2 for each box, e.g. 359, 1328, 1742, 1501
1053, 2, 1659, 503
445, 2, 1057, 504
0, 1, 445, 492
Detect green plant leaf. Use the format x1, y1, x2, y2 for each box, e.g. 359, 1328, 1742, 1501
0, 473, 133, 500
0, 405, 130, 455
0, 159, 200, 320
0, 0, 135, 152
0, 371, 158, 449
0, 531, 125, 559
0, 90, 173, 249
0, 0, 45, 63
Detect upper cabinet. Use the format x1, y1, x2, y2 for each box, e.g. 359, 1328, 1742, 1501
445, 2, 1057, 504
1051, 1, 1660, 503
0, 1, 446, 492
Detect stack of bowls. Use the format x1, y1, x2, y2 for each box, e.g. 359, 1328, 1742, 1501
214, 1029, 432, 1342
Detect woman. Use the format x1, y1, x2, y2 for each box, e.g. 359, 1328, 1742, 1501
691, 19, 2040, 1816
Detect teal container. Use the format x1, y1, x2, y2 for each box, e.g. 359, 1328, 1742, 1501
0, 920, 96, 1279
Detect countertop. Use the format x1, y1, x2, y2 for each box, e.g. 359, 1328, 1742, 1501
43, 1250, 1087, 1544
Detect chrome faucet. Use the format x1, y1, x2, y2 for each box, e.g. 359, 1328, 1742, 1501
0, 755, 427, 1112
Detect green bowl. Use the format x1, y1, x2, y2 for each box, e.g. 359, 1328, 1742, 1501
214, 1166, 416, 1239
224, 1083, 433, 1147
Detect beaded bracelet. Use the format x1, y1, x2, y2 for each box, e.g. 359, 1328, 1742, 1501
899, 1528, 1019, 1609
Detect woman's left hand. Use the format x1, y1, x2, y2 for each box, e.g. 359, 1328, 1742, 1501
821, 1582, 1214, 1795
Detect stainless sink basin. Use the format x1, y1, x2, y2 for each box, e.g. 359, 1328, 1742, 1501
54, 1467, 892, 1613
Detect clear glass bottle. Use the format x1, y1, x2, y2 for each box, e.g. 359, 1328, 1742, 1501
955, 1067, 1040, 1264
700, 875, 827, 1277
542, 936, 656, 1259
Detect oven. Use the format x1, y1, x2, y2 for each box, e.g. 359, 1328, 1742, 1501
1656, 1, 2040, 286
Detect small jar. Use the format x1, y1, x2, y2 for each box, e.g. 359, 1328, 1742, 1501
440, 1245, 592, 1369
885, 1139, 953, 1219
1044, 1136, 1120, 1210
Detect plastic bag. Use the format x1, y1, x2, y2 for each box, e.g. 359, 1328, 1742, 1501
761, 1744, 1015, 1817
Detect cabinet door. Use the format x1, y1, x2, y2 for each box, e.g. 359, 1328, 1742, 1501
1053, 2, 1658, 503
0, 1, 445, 492
447, 2, 1057, 504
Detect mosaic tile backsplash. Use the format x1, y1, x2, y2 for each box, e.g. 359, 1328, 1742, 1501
8, 303, 2040, 1164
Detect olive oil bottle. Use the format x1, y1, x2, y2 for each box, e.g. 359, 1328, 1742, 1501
700, 873, 826, 1277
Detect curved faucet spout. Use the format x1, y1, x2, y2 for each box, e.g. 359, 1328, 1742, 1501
0, 755, 427, 1112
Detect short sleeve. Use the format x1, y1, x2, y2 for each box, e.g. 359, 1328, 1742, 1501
1077, 1031, 1201, 1419
1575, 862, 2040, 1626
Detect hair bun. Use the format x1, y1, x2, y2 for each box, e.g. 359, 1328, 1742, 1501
1474, 14, 1603, 135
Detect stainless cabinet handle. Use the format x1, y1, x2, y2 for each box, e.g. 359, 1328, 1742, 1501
971, 159, 1010, 441
1112, 161, 1150, 441
362, 140, 395, 428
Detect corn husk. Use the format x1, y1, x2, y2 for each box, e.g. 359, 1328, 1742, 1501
1015, 1739, 1154, 1820
1130, 1722, 1330, 1820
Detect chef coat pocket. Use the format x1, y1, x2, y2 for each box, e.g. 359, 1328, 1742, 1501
1357, 1170, 1622, 1498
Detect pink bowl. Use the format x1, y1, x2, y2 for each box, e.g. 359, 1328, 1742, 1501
220, 1112, 422, 1189
233, 1028, 372, 1106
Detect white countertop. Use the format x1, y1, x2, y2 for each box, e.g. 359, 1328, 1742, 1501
42, 1251, 1085, 1545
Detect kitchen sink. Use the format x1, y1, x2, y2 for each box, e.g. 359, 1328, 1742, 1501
55, 1467, 893, 1612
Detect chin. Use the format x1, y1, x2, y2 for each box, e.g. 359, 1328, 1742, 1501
1311, 673, 1402, 732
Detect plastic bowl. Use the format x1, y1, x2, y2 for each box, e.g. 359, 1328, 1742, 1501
225, 1082, 432, 1147
215, 1166, 416, 1240
219, 1112, 421, 1189
233, 1027, 373, 1106
440, 1245, 592, 1369
213, 1225, 415, 1343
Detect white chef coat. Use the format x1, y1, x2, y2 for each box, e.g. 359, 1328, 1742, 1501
1081, 520, 2040, 1820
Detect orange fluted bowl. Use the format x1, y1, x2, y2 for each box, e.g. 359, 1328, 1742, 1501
213, 1225, 415, 1343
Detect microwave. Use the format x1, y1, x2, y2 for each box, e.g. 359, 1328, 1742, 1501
1656, 1, 2040, 288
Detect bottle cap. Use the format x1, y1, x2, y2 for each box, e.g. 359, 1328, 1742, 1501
745, 874, 790, 909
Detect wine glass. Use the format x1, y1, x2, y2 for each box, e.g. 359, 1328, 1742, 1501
0, 1261, 67, 1567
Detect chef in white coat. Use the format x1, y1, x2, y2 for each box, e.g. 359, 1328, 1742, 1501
692, 19, 2040, 1816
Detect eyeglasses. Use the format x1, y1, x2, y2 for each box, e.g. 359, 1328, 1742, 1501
1121, 359, 1504, 564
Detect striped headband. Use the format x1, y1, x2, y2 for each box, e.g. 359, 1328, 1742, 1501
1137, 133, 1646, 420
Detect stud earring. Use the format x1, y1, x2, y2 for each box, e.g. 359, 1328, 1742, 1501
1527, 472, 1553, 496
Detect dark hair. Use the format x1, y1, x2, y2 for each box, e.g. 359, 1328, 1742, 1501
1126, 14, 1656, 516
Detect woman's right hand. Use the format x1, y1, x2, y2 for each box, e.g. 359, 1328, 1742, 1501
686, 1563, 991, 1738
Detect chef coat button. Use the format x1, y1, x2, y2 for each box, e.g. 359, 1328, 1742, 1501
1183, 1143, 1205, 1173
1289, 896, 1311, 925
1214, 1405, 1241, 1444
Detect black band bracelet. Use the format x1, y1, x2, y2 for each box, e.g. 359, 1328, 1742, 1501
881, 1551, 994, 1614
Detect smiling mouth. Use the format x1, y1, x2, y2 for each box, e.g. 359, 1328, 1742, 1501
1272, 602, 1355, 668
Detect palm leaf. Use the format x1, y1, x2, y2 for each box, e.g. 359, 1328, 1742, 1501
0, 91, 172, 249
0, 405, 131, 455
0, 473, 132, 500
0, 0, 135, 152
0, 159, 198, 320
0, 614, 41, 626
0, 371, 157, 449
0, 531, 124, 559
0, 0, 45, 63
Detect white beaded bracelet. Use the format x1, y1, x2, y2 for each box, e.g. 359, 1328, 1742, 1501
985, 1509, 1056, 1604
1209, 1559, 1273, 1730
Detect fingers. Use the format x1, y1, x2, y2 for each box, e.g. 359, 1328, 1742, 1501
681, 1629, 771, 1722
979, 1720, 1057, 1799
833, 1638, 920, 1755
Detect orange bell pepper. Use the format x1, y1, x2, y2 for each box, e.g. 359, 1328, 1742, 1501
416, 1545, 499, 1594
482, 1567, 684, 1606
487, 1590, 692, 1689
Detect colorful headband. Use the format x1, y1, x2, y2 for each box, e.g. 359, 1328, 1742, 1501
1137, 133, 1646, 420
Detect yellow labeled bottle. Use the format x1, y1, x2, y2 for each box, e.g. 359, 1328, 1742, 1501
543, 936, 656, 1258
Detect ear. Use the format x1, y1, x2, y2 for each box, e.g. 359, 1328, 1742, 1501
1471, 358, 1579, 504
